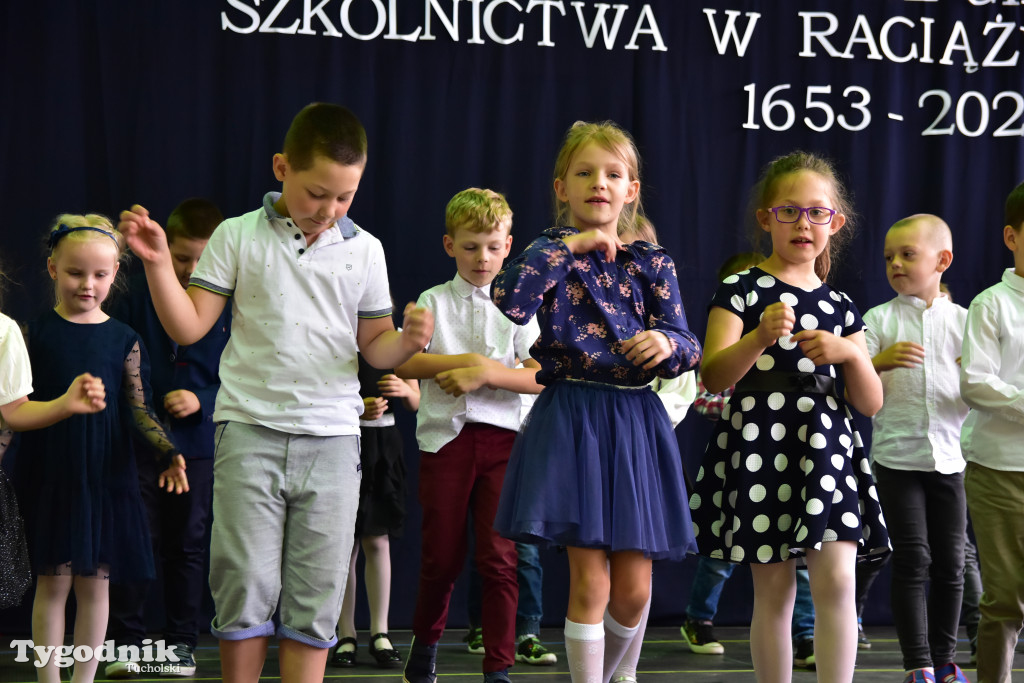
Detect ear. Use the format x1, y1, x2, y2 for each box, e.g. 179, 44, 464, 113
829, 213, 846, 235
502, 233, 513, 257
443, 234, 455, 257
936, 248, 953, 272
756, 208, 772, 233
623, 179, 640, 205
46, 257, 57, 281
272, 153, 289, 182
1005, 224, 1020, 252
554, 178, 568, 203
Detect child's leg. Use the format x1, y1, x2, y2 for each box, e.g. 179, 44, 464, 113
470, 426, 519, 674
362, 534, 392, 637
565, 547, 611, 683
609, 586, 650, 682
805, 541, 858, 683
686, 556, 735, 622
32, 572, 73, 683
964, 463, 1024, 683
70, 573, 110, 683
875, 465, 935, 671
336, 542, 360, 642
515, 541, 544, 638
220, 639, 269, 682
603, 551, 653, 678
923, 471, 967, 668
749, 560, 797, 683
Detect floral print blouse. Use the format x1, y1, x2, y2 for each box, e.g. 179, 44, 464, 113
492, 227, 701, 386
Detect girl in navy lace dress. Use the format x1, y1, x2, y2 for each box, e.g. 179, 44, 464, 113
18, 215, 188, 683
491, 122, 701, 683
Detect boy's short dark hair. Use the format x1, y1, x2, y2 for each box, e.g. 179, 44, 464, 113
166, 198, 224, 242
283, 103, 367, 171
1005, 181, 1024, 230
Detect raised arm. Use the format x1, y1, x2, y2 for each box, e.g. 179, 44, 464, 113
119, 205, 227, 345
357, 303, 435, 372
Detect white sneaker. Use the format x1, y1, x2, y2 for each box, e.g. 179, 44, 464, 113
104, 659, 137, 679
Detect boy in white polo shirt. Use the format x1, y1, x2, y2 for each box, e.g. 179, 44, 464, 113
863, 214, 970, 683
119, 103, 433, 683
396, 188, 541, 683
961, 181, 1024, 683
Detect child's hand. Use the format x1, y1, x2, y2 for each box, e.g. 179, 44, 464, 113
65, 373, 107, 413
435, 367, 489, 397
872, 341, 925, 372
158, 454, 189, 494
561, 230, 621, 263
755, 302, 795, 347
621, 330, 672, 369
362, 396, 388, 420
163, 390, 200, 419
378, 374, 413, 399
118, 205, 169, 264
792, 329, 857, 366
400, 303, 434, 354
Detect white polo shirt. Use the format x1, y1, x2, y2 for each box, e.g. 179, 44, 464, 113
0, 313, 32, 430
415, 275, 540, 453
864, 294, 968, 473
190, 193, 392, 436
960, 268, 1024, 471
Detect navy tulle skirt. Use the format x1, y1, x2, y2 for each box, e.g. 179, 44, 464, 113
494, 379, 696, 560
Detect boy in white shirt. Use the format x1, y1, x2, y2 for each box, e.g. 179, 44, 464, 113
396, 188, 541, 683
119, 103, 433, 683
864, 214, 970, 683
961, 182, 1024, 683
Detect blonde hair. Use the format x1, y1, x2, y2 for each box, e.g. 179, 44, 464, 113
889, 213, 953, 252
46, 213, 128, 306
445, 188, 512, 237
553, 121, 644, 235
750, 151, 855, 282
619, 216, 658, 245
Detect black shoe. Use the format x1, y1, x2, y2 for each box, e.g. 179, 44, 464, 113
330, 637, 358, 668
402, 637, 437, 683
161, 643, 197, 677
793, 637, 815, 669
369, 632, 402, 669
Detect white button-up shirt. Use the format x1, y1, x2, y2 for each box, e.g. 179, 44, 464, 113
864, 294, 968, 473
414, 274, 540, 453
0, 313, 32, 430
190, 193, 392, 436
961, 268, 1024, 471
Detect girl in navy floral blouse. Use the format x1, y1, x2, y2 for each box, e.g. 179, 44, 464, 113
491, 121, 701, 683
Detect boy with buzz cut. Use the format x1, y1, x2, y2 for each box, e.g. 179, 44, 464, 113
118, 103, 434, 683
106, 198, 231, 679
396, 188, 542, 683
961, 182, 1024, 683
863, 214, 971, 683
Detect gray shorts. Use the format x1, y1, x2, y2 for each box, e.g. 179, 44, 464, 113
208, 421, 360, 647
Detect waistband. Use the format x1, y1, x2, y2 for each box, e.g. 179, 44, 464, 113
558, 377, 652, 393
735, 371, 836, 396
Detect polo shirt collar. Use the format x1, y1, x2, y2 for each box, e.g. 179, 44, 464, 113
261, 192, 357, 238
451, 272, 489, 299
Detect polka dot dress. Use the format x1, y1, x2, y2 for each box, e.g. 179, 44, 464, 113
689, 268, 889, 564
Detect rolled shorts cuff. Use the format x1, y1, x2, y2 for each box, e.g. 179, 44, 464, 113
278, 624, 337, 649
211, 619, 275, 641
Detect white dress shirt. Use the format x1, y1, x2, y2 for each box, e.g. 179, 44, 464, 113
960, 268, 1024, 471
864, 293, 968, 473
0, 313, 32, 430
414, 274, 540, 453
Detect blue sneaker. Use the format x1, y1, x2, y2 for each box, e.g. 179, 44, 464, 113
902, 669, 936, 683
402, 637, 437, 683
935, 662, 970, 683
483, 669, 511, 683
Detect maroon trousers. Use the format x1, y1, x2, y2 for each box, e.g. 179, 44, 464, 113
412, 423, 519, 673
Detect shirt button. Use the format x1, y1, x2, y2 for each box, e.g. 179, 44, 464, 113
294, 233, 301, 240
298, 248, 305, 255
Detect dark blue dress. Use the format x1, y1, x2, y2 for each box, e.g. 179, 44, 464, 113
689, 268, 890, 564
491, 227, 702, 560
17, 310, 178, 582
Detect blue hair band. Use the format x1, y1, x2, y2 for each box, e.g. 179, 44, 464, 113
48, 224, 120, 251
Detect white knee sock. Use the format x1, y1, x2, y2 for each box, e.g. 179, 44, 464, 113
564, 618, 604, 683
602, 609, 641, 683
609, 595, 649, 682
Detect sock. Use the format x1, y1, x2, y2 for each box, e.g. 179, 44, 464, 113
610, 594, 650, 682
602, 610, 640, 683
564, 618, 604, 683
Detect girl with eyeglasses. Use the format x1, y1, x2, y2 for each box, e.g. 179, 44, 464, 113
689, 151, 889, 683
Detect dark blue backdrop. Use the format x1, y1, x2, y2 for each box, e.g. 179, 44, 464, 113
2, 0, 1022, 635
